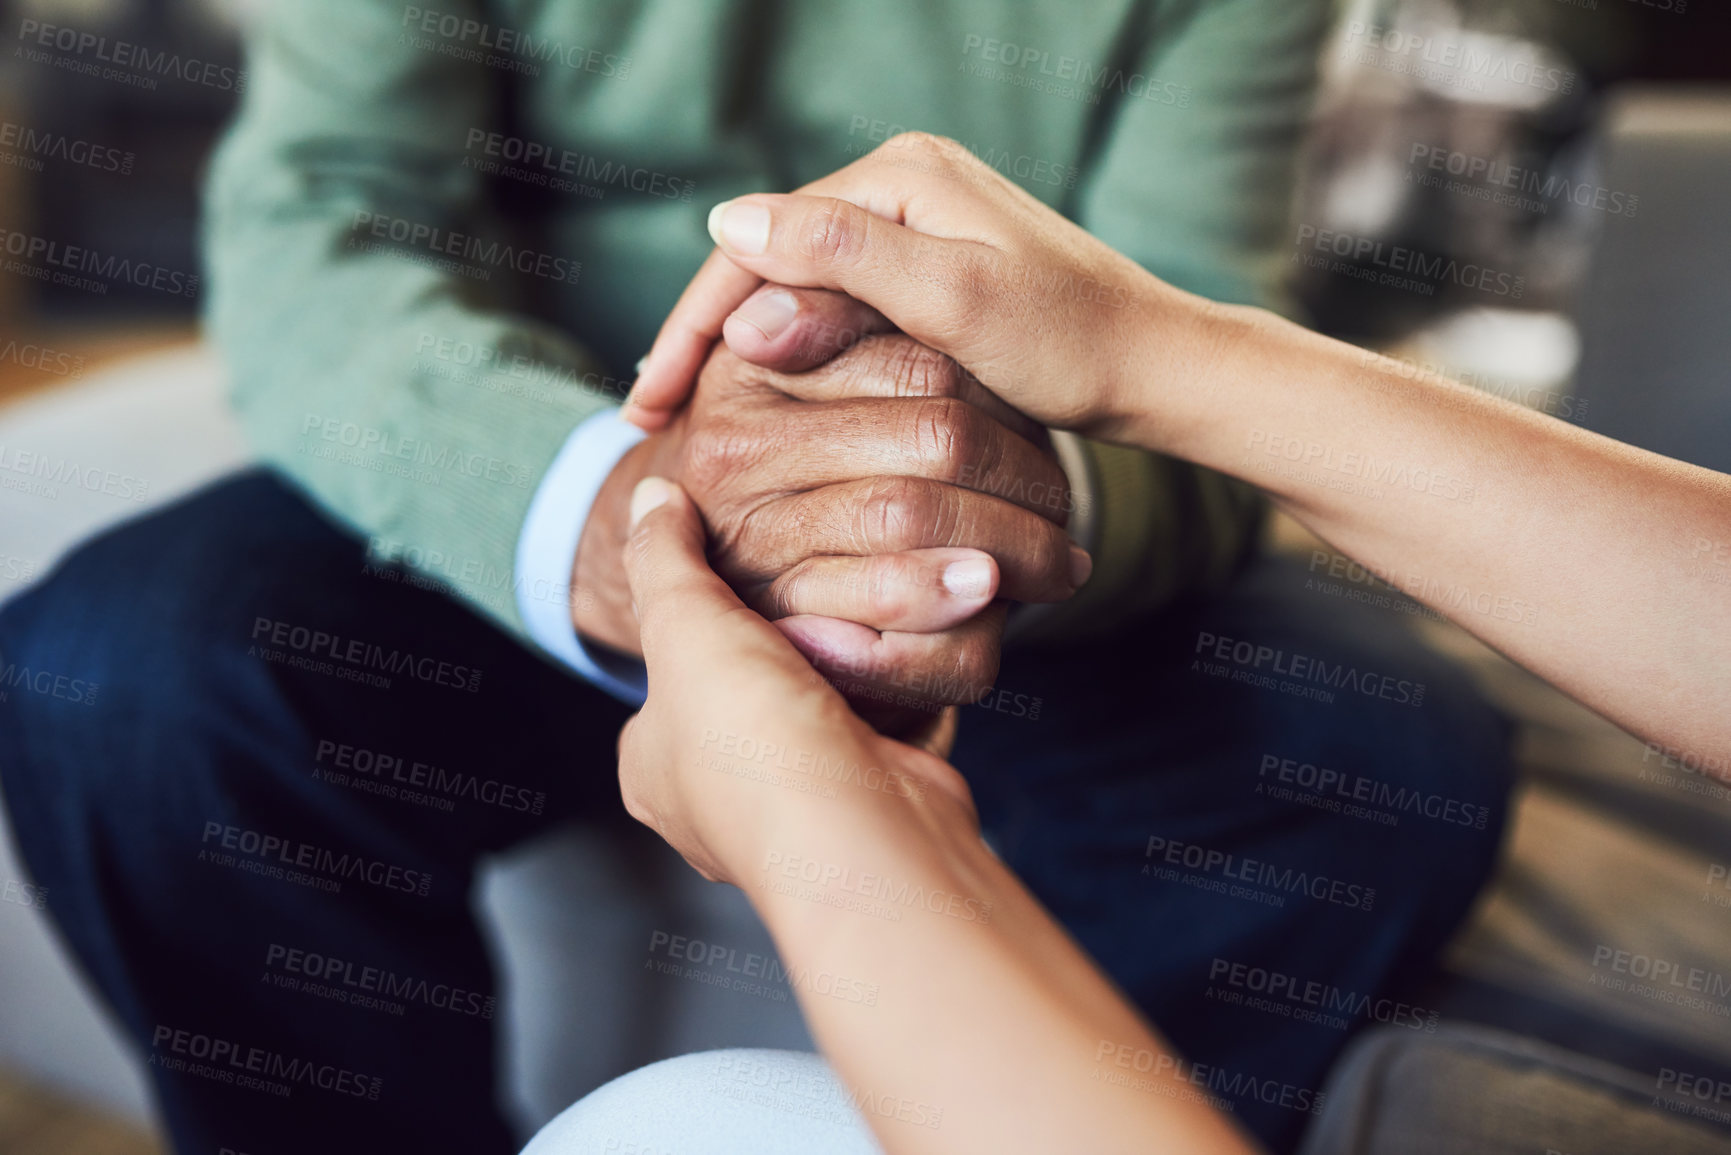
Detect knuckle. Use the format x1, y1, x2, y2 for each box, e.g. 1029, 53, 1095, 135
764, 567, 803, 619
907, 396, 985, 480
893, 342, 964, 399
1032, 523, 1071, 588
884, 131, 966, 164
856, 476, 939, 551
679, 418, 759, 495
801, 199, 866, 266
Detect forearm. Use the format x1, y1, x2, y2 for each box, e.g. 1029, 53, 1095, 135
746, 793, 1256, 1155
1121, 299, 1731, 757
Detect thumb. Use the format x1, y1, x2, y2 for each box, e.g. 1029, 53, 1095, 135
622, 477, 732, 646
704, 194, 992, 362
623, 477, 821, 688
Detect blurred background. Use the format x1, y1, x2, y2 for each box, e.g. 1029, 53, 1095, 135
0, 0, 1727, 1151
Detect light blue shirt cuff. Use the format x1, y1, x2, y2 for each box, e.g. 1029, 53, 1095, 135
515, 407, 649, 706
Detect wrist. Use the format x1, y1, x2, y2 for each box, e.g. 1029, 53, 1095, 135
1108, 290, 1270, 460
571, 437, 659, 656
742, 746, 991, 925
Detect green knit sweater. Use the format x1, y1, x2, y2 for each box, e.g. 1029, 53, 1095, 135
204, 0, 1328, 647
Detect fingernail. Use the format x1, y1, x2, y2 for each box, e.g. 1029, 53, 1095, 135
629, 476, 676, 530
633, 353, 651, 375
1069, 545, 1093, 589
733, 289, 799, 340
942, 557, 994, 600
707, 199, 771, 255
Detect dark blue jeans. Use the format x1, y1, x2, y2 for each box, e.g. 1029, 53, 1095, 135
0, 470, 1511, 1154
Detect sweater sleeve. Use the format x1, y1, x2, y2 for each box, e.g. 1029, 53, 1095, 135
203, 0, 620, 640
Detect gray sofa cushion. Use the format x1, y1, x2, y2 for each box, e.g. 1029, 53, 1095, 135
1300, 1023, 1731, 1155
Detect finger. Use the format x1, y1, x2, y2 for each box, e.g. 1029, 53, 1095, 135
732, 394, 1070, 524
623, 477, 827, 698
626, 249, 763, 431
723, 285, 892, 373
729, 477, 1090, 604
757, 330, 1045, 445
704, 192, 1001, 369
629, 134, 1009, 426
762, 548, 998, 634
775, 607, 1005, 712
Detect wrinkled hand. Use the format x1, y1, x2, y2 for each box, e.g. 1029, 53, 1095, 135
616, 477, 976, 884
574, 325, 1088, 730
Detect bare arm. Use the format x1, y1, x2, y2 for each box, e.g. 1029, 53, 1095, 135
617, 478, 1258, 1155
1143, 303, 1731, 763
630, 133, 1731, 764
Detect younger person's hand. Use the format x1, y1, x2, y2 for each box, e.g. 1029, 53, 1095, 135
615, 475, 976, 886
625, 132, 1218, 451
